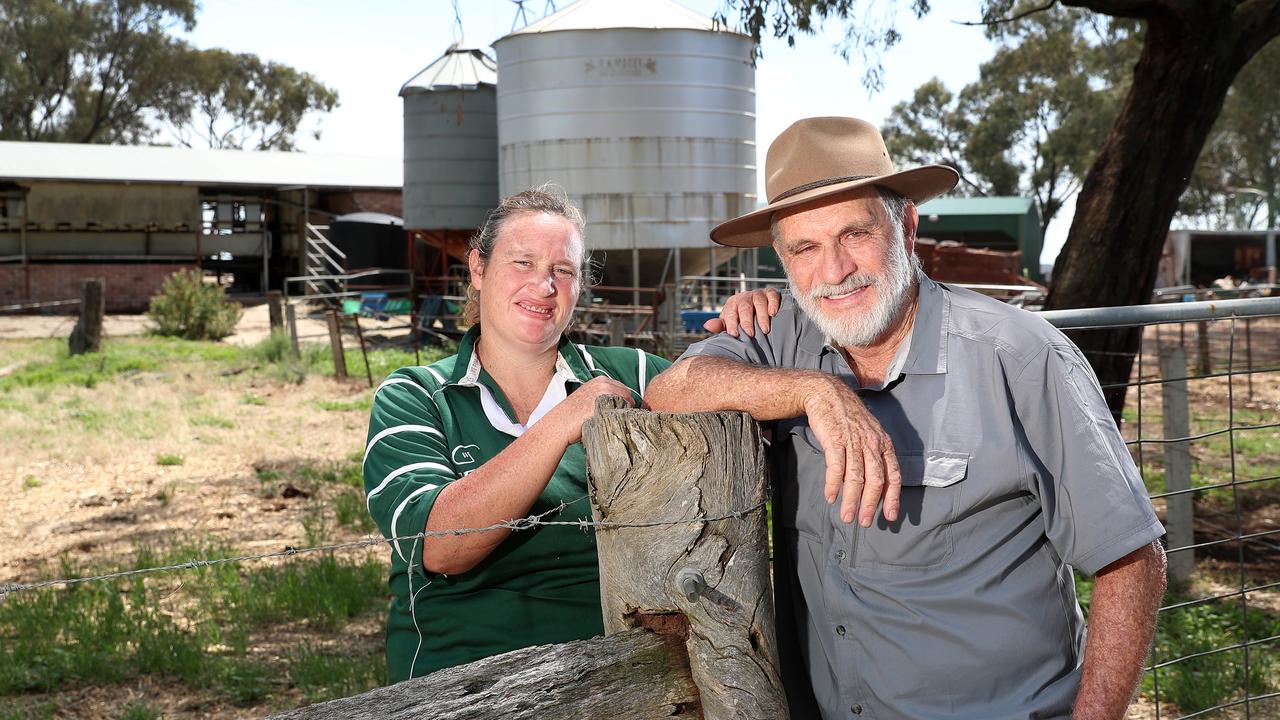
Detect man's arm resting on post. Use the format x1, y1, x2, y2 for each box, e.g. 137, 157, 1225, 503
1073, 541, 1168, 720
646, 355, 902, 526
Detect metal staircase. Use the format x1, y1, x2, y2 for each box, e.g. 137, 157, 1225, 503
303, 223, 347, 301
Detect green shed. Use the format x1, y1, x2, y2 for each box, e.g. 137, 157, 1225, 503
915, 196, 1043, 282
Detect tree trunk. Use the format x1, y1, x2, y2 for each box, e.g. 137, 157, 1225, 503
582, 397, 788, 720
264, 629, 699, 720
1049, 1, 1280, 417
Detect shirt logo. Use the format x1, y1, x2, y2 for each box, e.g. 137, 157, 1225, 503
451, 444, 481, 467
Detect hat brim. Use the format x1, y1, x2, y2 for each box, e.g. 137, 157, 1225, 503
710, 165, 960, 248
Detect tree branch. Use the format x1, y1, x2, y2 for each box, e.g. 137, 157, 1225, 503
953, 1, 1059, 27
1059, 0, 1166, 20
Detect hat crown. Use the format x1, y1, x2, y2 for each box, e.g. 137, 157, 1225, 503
765, 117, 896, 203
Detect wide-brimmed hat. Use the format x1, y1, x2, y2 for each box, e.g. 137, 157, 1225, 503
711, 117, 960, 248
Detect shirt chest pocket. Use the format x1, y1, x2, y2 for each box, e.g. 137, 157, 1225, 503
853, 450, 968, 570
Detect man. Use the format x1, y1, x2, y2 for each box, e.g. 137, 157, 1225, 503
645, 117, 1167, 719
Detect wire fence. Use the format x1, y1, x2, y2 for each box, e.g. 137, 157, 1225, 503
4, 295, 1279, 717
1043, 295, 1280, 720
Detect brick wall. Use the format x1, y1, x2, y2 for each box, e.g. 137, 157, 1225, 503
0, 263, 196, 312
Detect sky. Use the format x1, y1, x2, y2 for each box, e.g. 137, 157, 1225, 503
181, 0, 1069, 266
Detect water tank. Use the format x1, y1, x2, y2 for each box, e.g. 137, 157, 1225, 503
492, 0, 756, 256
400, 46, 499, 230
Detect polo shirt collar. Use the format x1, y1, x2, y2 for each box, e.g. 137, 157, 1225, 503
900, 272, 950, 376
448, 325, 594, 386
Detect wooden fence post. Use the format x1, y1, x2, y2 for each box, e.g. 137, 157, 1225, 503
1196, 319, 1212, 376
68, 278, 104, 356
286, 303, 300, 359
326, 310, 347, 379
268, 291, 284, 332
1160, 345, 1195, 584
582, 396, 789, 720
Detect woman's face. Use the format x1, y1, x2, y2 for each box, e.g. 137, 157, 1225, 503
469, 211, 583, 352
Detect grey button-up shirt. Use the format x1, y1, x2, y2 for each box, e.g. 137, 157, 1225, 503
682, 275, 1164, 720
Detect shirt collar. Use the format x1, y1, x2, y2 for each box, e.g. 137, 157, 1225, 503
900, 273, 949, 376
448, 325, 593, 386
815, 271, 949, 378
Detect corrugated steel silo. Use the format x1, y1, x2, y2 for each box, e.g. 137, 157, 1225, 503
492, 0, 756, 286
400, 45, 499, 231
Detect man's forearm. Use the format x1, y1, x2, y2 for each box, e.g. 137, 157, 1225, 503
645, 355, 829, 420
1074, 541, 1168, 719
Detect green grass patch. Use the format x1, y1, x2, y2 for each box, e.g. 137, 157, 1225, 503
316, 396, 372, 413
22, 476, 40, 490
118, 702, 164, 720
334, 489, 376, 534
0, 338, 240, 391
155, 453, 185, 467
289, 643, 385, 704
0, 540, 388, 705
241, 393, 267, 406
190, 413, 235, 429
295, 460, 362, 488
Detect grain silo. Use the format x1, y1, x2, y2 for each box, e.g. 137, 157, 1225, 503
492, 0, 757, 293
400, 45, 498, 289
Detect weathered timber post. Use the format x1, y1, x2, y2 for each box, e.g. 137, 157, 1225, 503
68, 278, 104, 356
1160, 346, 1195, 583
264, 629, 699, 720
582, 396, 789, 720
285, 303, 300, 359
267, 291, 284, 332
326, 310, 347, 379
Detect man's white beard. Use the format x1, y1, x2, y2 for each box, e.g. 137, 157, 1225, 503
787, 228, 918, 348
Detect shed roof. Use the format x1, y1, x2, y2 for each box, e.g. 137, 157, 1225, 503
917, 196, 1035, 217
502, 0, 723, 37
400, 45, 497, 95
0, 141, 401, 189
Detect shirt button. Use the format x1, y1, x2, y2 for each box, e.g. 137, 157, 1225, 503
851, 704, 863, 714
836, 625, 846, 636
835, 549, 846, 560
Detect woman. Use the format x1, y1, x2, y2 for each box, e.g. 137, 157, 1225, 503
363, 186, 774, 681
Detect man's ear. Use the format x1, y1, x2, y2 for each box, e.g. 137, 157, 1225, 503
903, 203, 919, 255
467, 248, 485, 291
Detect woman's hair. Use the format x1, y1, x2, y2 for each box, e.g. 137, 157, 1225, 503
462, 184, 590, 326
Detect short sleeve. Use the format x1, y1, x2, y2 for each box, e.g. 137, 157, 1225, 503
1014, 341, 1164, 575
364, 371, 460, 573
680, 318, 782, 367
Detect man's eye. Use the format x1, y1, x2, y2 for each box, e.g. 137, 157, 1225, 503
514, 260, 532, 268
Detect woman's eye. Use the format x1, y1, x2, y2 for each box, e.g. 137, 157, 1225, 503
554, 267, 575, 278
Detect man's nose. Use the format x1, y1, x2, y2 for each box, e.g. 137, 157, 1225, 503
820, 248, 856, 285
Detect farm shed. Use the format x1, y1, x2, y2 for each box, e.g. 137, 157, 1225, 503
915, 196, 1044, 281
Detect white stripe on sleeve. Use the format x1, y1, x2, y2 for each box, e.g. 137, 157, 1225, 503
636, 347, 648, 395
391, 483, 440, 562
363, 424, 446, 464
367, 461, 454, 511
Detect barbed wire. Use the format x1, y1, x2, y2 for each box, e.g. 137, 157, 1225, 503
0, 496, 765, 600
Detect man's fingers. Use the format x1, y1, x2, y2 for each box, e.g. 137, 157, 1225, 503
767, 288, 782, 317
721, 302, 741, 337
881, 444, 902, 522
840, 441, 866, 524
702, 318, 727, 334
823, 445, 845, 505
750, 292, 770, 336
858, 443, 886, 527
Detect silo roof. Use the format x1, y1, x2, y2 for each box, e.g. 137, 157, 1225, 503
502, 0, 722, 36
400, 45, 497, 95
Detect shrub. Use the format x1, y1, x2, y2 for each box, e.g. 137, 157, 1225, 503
147, 269, 242, 341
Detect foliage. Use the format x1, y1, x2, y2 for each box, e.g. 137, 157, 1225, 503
1179, 39, 1280, 231
0, 0, 336, 148
882, 4, 1137, 236
154, 453, 184, 466
0, 337, 238, 391
289, 643, 386, 703
147, 269, 243, 341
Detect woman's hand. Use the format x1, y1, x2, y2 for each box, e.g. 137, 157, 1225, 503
543, 376, 636, 445
703, 287, 783, 338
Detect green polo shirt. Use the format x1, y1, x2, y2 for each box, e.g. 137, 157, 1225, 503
363, 326, 671, 682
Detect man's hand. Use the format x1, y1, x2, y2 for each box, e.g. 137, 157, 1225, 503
802, 374, 901, 526
704, 287, 783, 337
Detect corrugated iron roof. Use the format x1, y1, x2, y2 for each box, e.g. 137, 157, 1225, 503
917, 196, 1036, 217
0, 141, 401, 189
501, 0, 724, 37
400, 45, 497, 95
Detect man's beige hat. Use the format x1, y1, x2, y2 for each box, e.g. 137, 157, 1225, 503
711, 116, 960, 248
